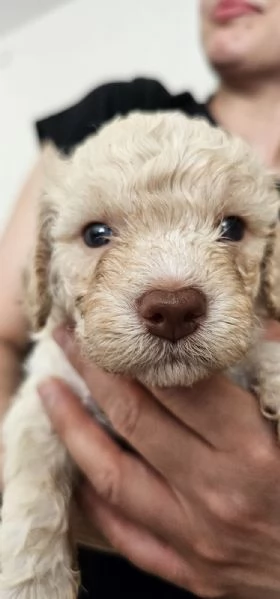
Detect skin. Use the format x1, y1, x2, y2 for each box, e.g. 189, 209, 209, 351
2, 0, 280, 595
201, 0, 280, 169
38, 325, 280, 599
0, 160, 39, 479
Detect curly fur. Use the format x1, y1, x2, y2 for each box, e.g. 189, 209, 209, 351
1, 111, 280, 598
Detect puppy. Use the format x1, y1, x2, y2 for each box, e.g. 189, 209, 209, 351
1, 111, 280, 599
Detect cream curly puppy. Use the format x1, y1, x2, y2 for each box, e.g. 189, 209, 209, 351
1, 111, 280, 599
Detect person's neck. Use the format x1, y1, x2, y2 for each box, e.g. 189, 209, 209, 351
209, 79, 280, 173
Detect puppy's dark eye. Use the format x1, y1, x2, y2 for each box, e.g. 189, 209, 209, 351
219, 216, 245, 242
82, 223, 113, 248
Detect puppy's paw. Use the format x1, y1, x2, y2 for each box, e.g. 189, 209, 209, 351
255, 372, 280, 425
257, 382, 280, 439
251, 341, 280, 432
258, 384, 280, 421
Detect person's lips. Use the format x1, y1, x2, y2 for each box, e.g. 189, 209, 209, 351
213, 0, 265, 23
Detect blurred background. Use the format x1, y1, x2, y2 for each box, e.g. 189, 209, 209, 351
0, 0, 215, 233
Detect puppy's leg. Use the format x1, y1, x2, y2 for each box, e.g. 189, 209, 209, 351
250, 341, 280, 434
0, 337, 87, 599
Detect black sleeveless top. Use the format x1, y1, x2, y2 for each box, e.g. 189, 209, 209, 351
35, 77, 269, 599
36, 77, 216, 153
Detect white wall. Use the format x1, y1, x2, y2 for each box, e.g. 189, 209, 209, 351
0, 0, 70, 35
0, 0, 216, 232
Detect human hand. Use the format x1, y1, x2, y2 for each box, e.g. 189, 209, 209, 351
37, 325, 280, 598
263, 319, 280, 341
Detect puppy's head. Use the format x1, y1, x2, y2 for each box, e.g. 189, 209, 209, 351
29, 112, 280, 386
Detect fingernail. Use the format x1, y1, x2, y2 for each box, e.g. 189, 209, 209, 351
38, 379, 60, 413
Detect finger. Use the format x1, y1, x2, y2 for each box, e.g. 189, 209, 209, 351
38, 378, 196, 533
79, 484, 225, 597
53, 326, 271, 452
54, 325, 85, 370
151, 377, 272, 451
78, 484, 196, 592
53, 326, 219, 447
39, 357, 215, 487
263, 319, 280, 342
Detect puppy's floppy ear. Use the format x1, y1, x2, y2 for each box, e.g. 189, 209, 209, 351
25, 202, 55, 331
25, 144, 60, 331
261, 219, 280, 320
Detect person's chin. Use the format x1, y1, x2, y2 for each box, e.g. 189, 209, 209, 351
206, 31, 251, 73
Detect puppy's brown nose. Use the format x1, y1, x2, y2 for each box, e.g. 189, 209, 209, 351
137, 288, 206, 342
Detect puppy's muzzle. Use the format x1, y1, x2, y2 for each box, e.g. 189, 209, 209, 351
137, 288, 207, 342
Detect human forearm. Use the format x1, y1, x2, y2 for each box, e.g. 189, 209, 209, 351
0, 340, 24, 488
0, 340, 23, 417
0, 158, 42, 412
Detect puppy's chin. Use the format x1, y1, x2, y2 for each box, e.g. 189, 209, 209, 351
78, 339, 249, 389
121, 361, 214, 388
88, 356, 209, 387
76, 309, 255, 388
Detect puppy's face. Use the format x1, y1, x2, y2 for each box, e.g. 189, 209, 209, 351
34, 113, 279, 387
